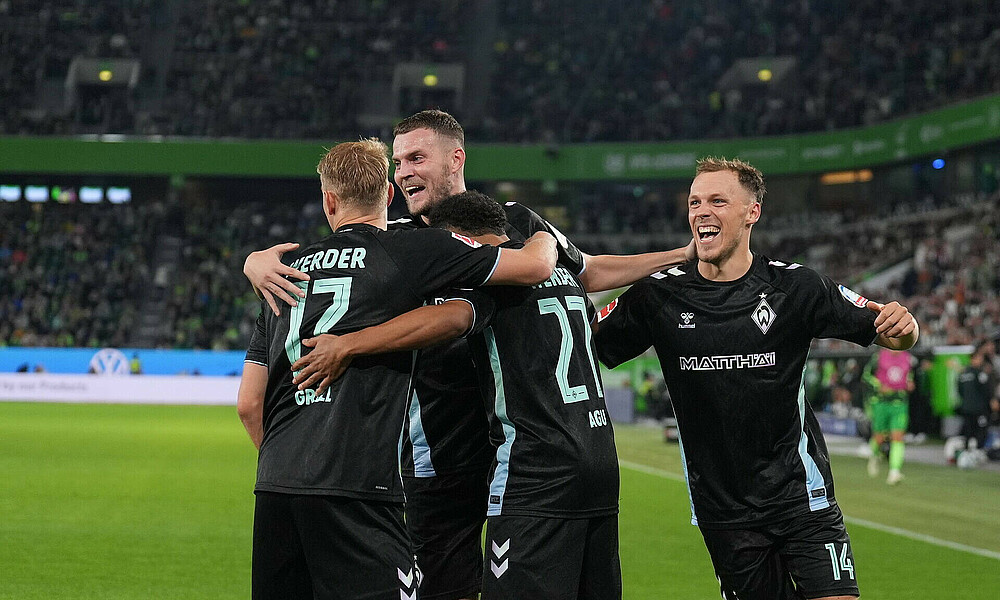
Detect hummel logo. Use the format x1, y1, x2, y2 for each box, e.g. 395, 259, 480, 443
678, 312, 695, 329
491, 539, 510, 578
397, 568, 414, 588
398, 567, 416, 600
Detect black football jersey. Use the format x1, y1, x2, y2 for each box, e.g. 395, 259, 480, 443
244, 223, 500, 502
460, 248, 618, 518
392, 202, 587, 477
595, 255, 877, 528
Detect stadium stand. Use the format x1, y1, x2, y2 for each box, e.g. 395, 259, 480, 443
2, 188, 996, 351
3, 0, 999, 141
0, 199, 160, 348
156, 195, 327, 350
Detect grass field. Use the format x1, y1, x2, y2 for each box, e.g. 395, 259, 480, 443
1, 402, 998, 599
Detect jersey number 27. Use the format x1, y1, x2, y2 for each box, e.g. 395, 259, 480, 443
537, 297, 604, 404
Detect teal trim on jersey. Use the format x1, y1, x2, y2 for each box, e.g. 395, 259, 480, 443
797, 364, 831, 511
408, 390, 437, 477
485, 327, 516, 517
674, 424, 699, 526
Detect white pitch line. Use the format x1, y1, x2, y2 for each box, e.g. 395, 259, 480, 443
618, 460, 1000, 561
841, 516, 1000, 561
618, 459, 686, 482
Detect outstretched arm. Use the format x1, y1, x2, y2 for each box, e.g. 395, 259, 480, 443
291, 300, 475, 394
243, 242, 310, 316
486, 231, 557, 285
237, 362, 268, 449
868, 300, 919, 351
577, 240, 695, 293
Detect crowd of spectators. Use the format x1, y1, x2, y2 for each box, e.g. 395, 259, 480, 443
487, 0, 1000, 142
149, 0, 465, 138
155, 195, 329, 350
2, 187, 994, 353
2, 0, 999, 142
0, 200, 160, 348
0, 0, 150, 135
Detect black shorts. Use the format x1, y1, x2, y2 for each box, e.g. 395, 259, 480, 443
481, 514, 622, 600
700, 505, 859, 600
402, 469, 489, 600
252, 492, 418, 600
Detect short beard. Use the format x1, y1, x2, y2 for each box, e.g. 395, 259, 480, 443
697, 232, 742, 266
409, 179, 455, 218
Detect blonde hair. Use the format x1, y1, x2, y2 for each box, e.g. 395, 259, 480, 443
316, 138, 390, 208
696, 157, 766, 204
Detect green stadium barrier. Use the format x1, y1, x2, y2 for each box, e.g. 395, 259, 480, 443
2, 95, 1000, 180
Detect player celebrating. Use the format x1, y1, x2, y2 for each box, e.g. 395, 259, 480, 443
291, 191, 622, 599
245, 110, 691, 600
594, 157, 918, 600
236, 139, 557, 600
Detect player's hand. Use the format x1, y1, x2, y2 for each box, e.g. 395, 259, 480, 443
866, 300, 915, 339
683, 238, 697, 261
291, 334, 353, 396
244, 243, 309, 316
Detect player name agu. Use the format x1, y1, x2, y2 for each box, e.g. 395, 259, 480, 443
678, 352, 776, 371
290, 247, 367, 273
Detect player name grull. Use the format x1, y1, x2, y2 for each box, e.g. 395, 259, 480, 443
678, 352, 776, 371
289, 247, 368, 273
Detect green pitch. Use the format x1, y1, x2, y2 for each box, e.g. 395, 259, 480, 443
1, 403, 998, 599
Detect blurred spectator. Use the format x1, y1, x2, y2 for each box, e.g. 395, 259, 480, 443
957, 340, 996, 450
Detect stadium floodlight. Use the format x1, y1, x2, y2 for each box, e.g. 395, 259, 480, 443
79, 187, 104, 203
24, 186, 48, 202
0, 185, 20, 202
107, 187, 132, 204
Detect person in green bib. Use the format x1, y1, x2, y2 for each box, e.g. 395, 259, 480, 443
863, 348, 915, 484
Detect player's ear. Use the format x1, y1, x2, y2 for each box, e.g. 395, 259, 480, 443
746, 200, 761, 226
322, 189, 338, 216
386, 184, 394, 208
452, 146, 466, 175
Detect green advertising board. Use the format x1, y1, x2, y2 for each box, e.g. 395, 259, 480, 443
2, 94, 1000, 180
929, 346, 973, 417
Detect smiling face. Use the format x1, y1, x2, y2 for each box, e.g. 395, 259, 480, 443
391, 128, 465, 218
688, 169, 760, 268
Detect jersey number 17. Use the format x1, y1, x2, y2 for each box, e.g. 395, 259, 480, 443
284, 278, 353, 365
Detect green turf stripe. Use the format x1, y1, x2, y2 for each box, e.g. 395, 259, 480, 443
617, 459, 1000, 561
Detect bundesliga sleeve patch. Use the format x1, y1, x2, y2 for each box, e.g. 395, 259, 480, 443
597, 298, 618, 322
450, 232, 481, 248
838, 284, 868, 308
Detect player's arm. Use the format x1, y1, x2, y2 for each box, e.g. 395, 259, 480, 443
867, 300, 919, 351
291, 300, 476, 394
485, 231, 557, 285
506, 202, 692, 292
243, 242, 310, 316
577, 241, 695, 293
237, 362, 267, 449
